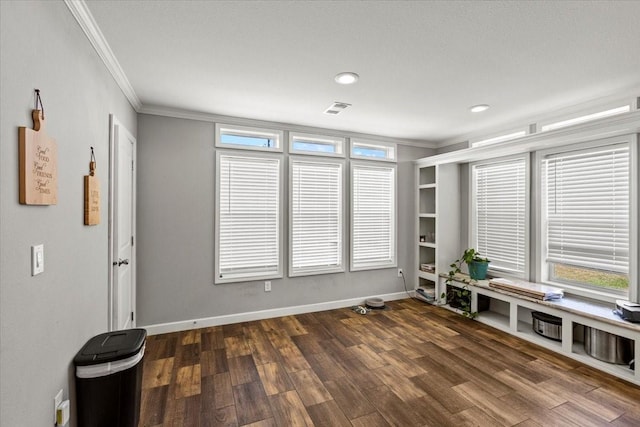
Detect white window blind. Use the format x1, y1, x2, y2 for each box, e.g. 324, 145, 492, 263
543, 145, 629, 273
290, 160, 343, 276
217, 154, 281, 281
351, 163, 396, 270
474, 158, 527, 276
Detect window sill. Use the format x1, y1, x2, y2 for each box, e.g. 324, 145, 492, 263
541, 280, 627, 305
215, 272, 283, 285
289, 267, 345, 278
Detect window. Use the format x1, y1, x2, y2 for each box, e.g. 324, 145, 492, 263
350, 139, 396, 162
215, 123, 283, 152
472, 157, 528, 277
540, 105, 631, 132
290, 159, 343, 276
542, 143, 629, 293
289, 132, 345, 157
351, 162, 396, 270
215, 153, 282, 283
470, 130, 528, 148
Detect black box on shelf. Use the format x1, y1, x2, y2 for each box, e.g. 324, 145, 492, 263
446, 285, 490, 312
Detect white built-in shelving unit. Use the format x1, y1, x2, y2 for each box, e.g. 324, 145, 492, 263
414, 163, 459, 303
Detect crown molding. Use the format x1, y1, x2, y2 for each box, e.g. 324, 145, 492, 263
65, 0, 142, 111
140, 104, 438, 149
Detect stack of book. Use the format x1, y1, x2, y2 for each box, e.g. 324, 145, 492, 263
489, 278, 563, 301
415, 286, 436, 302
420, 263, 435, 273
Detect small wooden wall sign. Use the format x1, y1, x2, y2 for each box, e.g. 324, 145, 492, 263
19, 110, 58, 205
84, 150, 100, 225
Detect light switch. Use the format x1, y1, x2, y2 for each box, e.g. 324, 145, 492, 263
31, 244, 44, 276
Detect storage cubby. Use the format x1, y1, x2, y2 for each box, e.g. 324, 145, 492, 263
517, 307, 563, 349
419, 166, 436, 185
477, 296, 509, 329
444, 283, 490, 311
572, 322, 635, 373
418, 277, 436, 290
418, 246, 435, 267
517, 305, 535, 333
418, 217, 436, 244
415, 278, 437, 303
419, 187, 436, 214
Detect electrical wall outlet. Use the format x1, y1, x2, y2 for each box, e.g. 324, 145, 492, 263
54, 389, 63, 424
397, 268, 403, 278
264, 281, 271, 292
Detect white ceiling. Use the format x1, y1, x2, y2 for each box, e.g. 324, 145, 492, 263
85, 0, 640, 145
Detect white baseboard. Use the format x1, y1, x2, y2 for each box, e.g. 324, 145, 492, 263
142, 292, 409, 336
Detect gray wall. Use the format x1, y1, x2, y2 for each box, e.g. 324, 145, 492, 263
437, 140, 468, 154
136, 114, 433, 326
0, 2, 136, 426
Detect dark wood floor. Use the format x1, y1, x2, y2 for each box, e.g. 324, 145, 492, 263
138, 298, 640, 427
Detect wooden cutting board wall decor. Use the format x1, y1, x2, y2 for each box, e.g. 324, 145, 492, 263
19, 90, 58, 205
84, 148, 100, 225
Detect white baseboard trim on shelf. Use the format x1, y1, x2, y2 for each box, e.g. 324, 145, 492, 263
142, 291, 409, 336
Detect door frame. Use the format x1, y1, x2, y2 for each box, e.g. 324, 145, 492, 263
108, 114, 137, 331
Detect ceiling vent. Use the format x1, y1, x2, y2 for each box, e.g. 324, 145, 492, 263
324, 101, 351, 115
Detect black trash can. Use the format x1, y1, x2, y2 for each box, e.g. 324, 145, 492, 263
74, 328, 146, 427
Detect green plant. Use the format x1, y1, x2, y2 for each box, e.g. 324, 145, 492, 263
440, 248, 490, 318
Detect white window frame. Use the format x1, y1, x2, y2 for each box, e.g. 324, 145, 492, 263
215, 123, 283, 152
215, 150, 284, 284
350, 139, 396, 162
536, 136, 631, 301
289, 132, 345, 157
350, 161, 397, 271
470, 154, 530, 279
470, 128, 529, 148
539, 102, 632, 133
289, 157, 345, 277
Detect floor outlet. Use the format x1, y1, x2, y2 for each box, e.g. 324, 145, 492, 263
397, 268, 403, 278
264, 281, 271, 292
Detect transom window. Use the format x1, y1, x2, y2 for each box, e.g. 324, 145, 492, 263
350, 139, 396, 162
289, 132, 345, 157
470, 130, 528, 148
540, 105, 631, 132
215, 123, 283, 152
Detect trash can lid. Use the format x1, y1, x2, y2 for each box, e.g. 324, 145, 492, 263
74, 328, 147, 366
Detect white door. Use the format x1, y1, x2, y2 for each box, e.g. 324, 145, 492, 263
109, 115, 136, 331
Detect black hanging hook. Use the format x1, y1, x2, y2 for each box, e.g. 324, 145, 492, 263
34, 89, 45, 119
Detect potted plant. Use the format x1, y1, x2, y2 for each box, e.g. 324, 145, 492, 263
441, 248, 490, 318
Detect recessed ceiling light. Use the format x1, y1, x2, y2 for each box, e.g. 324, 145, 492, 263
334, 72, 359, 85
470, 104, 490, 113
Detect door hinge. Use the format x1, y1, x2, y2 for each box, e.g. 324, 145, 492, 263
131, 311, 134, 322
131, 160, 134, 172
131, 235, 134, 246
